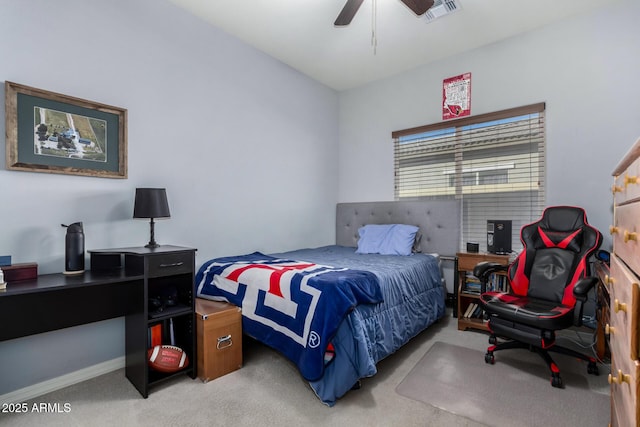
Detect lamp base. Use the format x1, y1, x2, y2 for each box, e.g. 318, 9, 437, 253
145, 218, 160, 249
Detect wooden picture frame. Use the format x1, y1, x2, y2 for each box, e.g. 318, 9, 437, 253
5, 81, 127, 178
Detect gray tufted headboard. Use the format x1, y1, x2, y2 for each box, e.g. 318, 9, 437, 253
336, 200, 461, 256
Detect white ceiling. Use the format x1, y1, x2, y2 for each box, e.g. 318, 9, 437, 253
167, 0, 620, 91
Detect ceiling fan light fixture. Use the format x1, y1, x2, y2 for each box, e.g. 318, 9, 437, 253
424, 0, 462, 23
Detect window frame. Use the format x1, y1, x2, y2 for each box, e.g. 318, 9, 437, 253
392, 102, 546, 253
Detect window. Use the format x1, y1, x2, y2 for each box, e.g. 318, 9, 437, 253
392, 103, 546, 253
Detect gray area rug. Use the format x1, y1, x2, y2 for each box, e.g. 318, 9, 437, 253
396, 341, 609, 427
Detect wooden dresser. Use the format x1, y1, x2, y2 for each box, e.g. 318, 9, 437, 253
609, 137, 640, 427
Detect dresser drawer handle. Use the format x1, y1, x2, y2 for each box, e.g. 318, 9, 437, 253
609, 226, 619, 235
623, 230, 637, 243
604, 275, 615, 286
158, 262, 184, 268
605, 324, 614, 336
613, 299, 627, 313
608, 369, 631, 385
624, 174, 638, 187
612, 185, 624, 194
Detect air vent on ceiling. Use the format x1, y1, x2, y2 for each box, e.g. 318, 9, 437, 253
424, 0, 461, 23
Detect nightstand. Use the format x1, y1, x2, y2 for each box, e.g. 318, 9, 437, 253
90, 245, 197, 398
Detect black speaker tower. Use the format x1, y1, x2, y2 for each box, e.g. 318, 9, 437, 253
487, 220, 512, 254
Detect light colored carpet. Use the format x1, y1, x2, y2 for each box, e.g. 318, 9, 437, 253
396, 341, 609, 427
0, 310, 609, 427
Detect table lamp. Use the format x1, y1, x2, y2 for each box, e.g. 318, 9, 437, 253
133, 188, 170, 248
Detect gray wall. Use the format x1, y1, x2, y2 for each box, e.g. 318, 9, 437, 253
0, 0, 338, 395
337, 0, 640, 253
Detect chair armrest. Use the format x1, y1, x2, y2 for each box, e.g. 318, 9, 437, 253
573, 277, 598, 326
573, 277, 598, 302
473, 262, 508, 293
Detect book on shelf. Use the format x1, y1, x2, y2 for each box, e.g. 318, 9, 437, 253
462, 273, 481, 294
465, 273, 510, 293
484, 272, 509, 292
471, 304, 483, 318
465, 274, 480, 284
148, 319, 178, 348
149, 323, 162, 348
462, 303, 472, 318
463, 282, 481, 294
464, 303, 477, 318
168, 318, 176, 346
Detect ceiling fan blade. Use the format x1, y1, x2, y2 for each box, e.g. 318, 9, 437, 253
334, 0, 365, 26
400, 0, 435, 16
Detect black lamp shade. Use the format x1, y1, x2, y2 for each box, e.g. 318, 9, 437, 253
133, 188, 170, 248
133, 188, 170, 219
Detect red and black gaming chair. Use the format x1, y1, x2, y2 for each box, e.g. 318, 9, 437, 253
474, 206, 602, 388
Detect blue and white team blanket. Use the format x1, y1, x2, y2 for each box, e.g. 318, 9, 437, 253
195, 252, 382, 381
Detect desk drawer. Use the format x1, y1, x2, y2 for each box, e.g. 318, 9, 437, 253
147, 252, 193, 278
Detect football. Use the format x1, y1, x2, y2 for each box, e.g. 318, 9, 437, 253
147, 345, 189, 373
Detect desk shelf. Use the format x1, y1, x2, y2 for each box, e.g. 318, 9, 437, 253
148, 304, 192, 321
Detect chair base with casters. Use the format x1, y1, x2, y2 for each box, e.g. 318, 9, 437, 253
483, 315, 599, 388
474, 205, 603, 389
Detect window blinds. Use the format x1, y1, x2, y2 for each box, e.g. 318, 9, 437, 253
392, 103, 546, 253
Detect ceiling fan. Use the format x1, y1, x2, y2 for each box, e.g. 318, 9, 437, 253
334, 0, 435, 26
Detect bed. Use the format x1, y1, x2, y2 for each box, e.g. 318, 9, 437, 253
195, 200, 460, 406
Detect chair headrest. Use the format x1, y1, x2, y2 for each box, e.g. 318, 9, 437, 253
538, 206, 587, 232
524, 206, 601, 255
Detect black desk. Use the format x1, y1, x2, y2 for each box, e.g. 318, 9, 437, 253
0, 245, 197, 398
0, 269, 143, 342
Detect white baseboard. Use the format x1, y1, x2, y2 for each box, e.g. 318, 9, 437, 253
0, 356, 125, 405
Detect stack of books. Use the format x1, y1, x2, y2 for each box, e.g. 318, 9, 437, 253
463, 274, 481, 294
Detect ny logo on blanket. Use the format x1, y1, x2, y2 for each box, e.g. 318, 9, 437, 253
196, 252, 382, 381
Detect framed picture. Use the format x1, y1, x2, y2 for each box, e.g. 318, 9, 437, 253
5, 81, 127, 178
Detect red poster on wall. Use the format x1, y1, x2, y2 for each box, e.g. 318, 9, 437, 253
442, 72, 471, 120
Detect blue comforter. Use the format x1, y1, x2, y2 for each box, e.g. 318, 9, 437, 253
271, 246, 445, 406
195, 252, 382, 381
